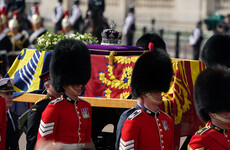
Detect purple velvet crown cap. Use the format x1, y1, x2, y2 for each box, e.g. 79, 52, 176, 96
87, 44, 144, 55
101, 20, 122, 45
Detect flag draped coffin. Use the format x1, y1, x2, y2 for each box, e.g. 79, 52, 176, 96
7, 48, 206, 146
5, 49, 52, 97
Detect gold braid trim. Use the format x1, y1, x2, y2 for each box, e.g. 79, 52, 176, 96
187, 145, 204, 150
35, 96, 48, 104
13, 36, 27, 50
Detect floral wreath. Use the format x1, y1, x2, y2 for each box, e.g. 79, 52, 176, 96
35, 32, 99, 51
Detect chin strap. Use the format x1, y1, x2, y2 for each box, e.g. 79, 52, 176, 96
145, 93, 162, 105
68, 85, 82, 96
211, 113, 230, 123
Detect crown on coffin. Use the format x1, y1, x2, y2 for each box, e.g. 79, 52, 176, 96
101, 20, 122, 45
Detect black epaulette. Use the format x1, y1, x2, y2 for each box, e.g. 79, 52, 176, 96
195, 126, 211, 135
35, 96, 48, 105
127, 109, 142, 120
49, 97, 63, 105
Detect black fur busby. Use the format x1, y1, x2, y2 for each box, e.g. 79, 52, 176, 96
74, 0, 80, 4
201, 34, 230, 68
50, 39, 91, 93
136, 33, 166, 51
194, 66, 230, 122
129, 5, 135, 12
131, 48, 173, 98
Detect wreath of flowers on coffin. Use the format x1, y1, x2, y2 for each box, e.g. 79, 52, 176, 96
35, 32, 99, 51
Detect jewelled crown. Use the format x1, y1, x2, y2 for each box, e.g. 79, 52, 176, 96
101, 21, 122, 45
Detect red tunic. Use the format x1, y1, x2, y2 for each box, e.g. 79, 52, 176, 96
188, 123, 230, 150
0, 97, 6, 150
37, 94, 91, 145
120, 107, 174, 150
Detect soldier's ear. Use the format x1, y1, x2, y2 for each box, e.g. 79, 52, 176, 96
44, 82, 50, 90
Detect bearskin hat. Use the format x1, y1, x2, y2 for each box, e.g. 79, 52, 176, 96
201, 34, 230, 68
50, 39, 91, 93
131, 48, 173, 98
74, 0, 80, 4
194, 66, 230, 122
136, 33, 166, 51
129, 5, 135, 12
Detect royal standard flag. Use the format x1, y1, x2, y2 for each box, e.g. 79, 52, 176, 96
5, 49, 52, 97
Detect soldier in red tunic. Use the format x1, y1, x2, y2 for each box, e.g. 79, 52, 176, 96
188, 66, 230, 150
26, 71, 62, 150
119, 48, 174, 150
37, 39, 92, 149
0, 97, 6, 150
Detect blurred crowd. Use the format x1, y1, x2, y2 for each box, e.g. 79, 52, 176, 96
0, 0, 113, 76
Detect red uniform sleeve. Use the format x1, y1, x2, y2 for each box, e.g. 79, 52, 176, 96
120, 119, 140, 150
188, 134, 207, 150
37, 103, 58, 142
0, 98, 6, 150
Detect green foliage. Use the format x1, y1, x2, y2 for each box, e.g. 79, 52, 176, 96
35, 32, 99, 51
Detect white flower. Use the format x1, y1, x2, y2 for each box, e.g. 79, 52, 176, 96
80, 35, 84, 39
35, 32, 98, 51
46, 41, 50, 46
69, 34, 75, 38
52, 41, 58, 45
75, 36, 80, 40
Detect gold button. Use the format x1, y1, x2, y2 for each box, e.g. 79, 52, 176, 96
161, 140, 164, 143
156, 119, 159, 121
160, 129, 162, 132
158, 124, 161, 126
161, 135, 163, 138
162, 145, 164, 149
228, 140, 230, 143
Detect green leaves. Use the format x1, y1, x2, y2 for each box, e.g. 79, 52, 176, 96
35, 32, 99, 51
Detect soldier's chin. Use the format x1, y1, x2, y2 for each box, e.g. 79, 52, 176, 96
72, 90, 82, 96
152, 99, 162, 104
69, 86, 82, 96
6, 101, 13, 108
75, 90, 82, 96
212, 113, 230, 123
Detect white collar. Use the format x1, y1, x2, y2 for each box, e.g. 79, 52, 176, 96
3, 28, 9, 34
29, 28, 46, 43
13, 33, 23, 41
0, 32, 6, 41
